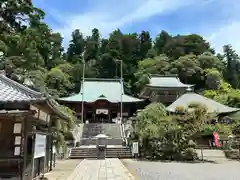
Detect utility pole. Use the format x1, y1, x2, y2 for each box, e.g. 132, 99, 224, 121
116, 59, 123, 124
81, 61, 85, 123
120, 60, 123, 124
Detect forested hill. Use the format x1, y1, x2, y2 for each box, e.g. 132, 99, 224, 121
0, 1, 240, 107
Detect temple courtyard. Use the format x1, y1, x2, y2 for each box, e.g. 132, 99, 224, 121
45, 158, 240, 180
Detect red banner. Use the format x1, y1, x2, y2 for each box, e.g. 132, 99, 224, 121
212, 132, 221, 147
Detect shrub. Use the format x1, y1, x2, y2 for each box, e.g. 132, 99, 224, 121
182, 148, 198, 161
132, 102, 210, 161
224, 149, 240, 159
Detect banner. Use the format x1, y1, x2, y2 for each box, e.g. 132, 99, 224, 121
213, 132, 221, 147
34, 134, 46, 158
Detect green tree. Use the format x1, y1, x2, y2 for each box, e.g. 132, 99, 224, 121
134, 55, 171, 92
84, 28, 100, 62
67, 29, 85, 63
223, 45, 240, 88
139, 31, 152, 59
45, 67, 73, 97
154, 30, 172, 55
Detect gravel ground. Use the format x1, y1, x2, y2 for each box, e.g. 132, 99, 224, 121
122, 159, 240, 180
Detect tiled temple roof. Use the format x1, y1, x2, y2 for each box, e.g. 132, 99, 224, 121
167, 92, 239, 114
147, 74, 194, 88
0, 74, 43, 103
0, 74, 69, 120
59, 78, 144, 103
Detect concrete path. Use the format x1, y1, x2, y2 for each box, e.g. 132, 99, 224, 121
66, 158, 135, 180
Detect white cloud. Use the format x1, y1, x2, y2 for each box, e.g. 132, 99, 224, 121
52, 0, 196, 46
205, 0, 240, 53
43, 0, 240, 53
207, 22, 240, 54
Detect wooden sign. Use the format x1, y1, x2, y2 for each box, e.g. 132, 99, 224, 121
96, 109, 108, 115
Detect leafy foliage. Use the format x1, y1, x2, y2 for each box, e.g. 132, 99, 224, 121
131, 102, 236, 161
132, 103, 202, 161
53, 105, 76, 152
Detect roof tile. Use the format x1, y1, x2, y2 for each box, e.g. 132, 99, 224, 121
148, 74, 193, 88
59, 78, 143, 103
0, 74, 43, 102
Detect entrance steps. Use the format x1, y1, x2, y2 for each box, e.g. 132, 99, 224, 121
69, 145, 132, 159
80, 123, 123, 146
80, 138, 123, 146
82, 123, 121, 138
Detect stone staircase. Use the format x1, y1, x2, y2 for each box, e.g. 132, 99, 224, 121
81, 123, 102, 138
69, 123, 132, 159
70, 146, 132, 159
80, 138, 123, 146
70, 147, 98, 158
80, 123, 123, 146
81, 123, 122, 138
106, 146, 132, 158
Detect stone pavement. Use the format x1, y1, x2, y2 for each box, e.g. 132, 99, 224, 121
66, 158, 135, 180
44, 159, 81, 180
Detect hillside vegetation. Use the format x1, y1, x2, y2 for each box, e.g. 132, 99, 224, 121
1, 1, 240, 107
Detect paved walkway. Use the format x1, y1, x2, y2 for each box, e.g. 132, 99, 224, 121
44, 159, 81, 180
66, 158, 135, 180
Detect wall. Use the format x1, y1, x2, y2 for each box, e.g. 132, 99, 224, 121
30, 105, 50, 122
0, 118, 14, 157
0, 116, 25, 179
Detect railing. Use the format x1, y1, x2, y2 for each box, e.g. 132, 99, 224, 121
121, 124, 127, 146
120, 123, 123, 140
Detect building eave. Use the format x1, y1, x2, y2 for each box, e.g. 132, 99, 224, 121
146, 84, 194, 88
0, 109, 36, 116
46, 98, 70, 120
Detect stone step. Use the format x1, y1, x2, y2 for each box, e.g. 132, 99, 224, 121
79, 138, 123, 146
81, 123, 122, 138
69, 146, 132, 159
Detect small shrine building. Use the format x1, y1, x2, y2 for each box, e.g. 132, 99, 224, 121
140, 74, 194, 105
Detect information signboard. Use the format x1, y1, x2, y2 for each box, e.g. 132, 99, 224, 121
34, 134, 46, 158
132, 141, 139, 155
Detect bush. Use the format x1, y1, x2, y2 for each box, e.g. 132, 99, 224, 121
182, 148, 198, 161
224, 149, 240, 159
132, 102, 210, 161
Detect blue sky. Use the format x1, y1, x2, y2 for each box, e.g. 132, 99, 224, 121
33, 0, 240, 53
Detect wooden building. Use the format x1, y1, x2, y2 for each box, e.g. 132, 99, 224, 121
59, 78, 144, 123
0, 74, 69, 180
140, 74, 194, 105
